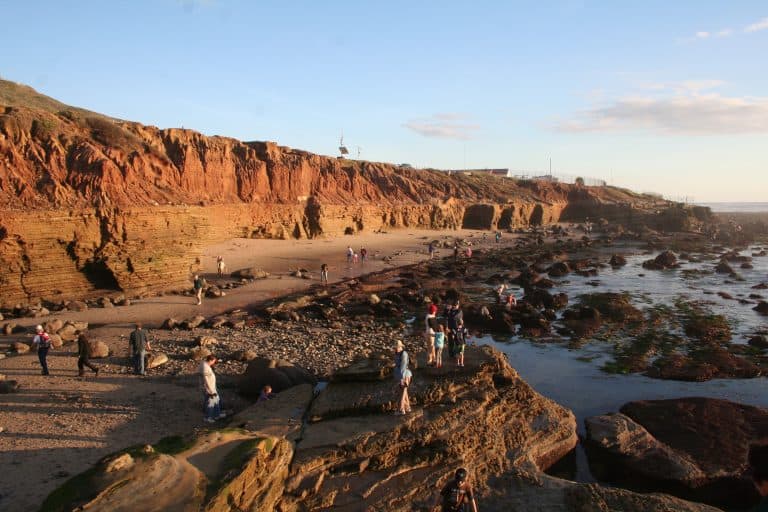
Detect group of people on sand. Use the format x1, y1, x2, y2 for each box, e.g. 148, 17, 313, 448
346, 245, 369, 265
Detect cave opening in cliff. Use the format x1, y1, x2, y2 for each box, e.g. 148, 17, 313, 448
82, 259, 121, 290
529, 204, 544, 225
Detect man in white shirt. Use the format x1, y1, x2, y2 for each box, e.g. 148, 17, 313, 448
199, 354, 225, 423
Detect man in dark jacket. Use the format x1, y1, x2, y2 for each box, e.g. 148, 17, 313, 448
76, 331, 99, 378
129, 323, 151, 375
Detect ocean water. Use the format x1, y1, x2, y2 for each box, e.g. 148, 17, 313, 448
698, 202, 768, 213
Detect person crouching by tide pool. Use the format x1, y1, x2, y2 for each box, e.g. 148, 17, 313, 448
393, 340, 412, 415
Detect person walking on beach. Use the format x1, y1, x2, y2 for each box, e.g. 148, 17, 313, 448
129, 323, 151, 375
193, 274, 205, 305
453, 245, 460, 262
432, 468, 478, 512
216, 256, 226, 277
495, 231, 501, 243
31, 324, 52, 376
347, 246, 354, 265
393, 340, 412, 415
749, 444, 768, 511
320, 263, 329, 286
360, 247, 368, 263
428, 241, 435, 259
76, 331, 99, 378
200, 354, 225, 423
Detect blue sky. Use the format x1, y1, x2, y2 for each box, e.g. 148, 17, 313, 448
1, 0, 766, 201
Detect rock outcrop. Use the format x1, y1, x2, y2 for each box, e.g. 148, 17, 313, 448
584, 397, 768, 510
43, 346, 724, 512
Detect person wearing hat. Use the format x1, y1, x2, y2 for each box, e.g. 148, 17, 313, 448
433, 467, 478, 512
393, 340, 412, 415
31, 324, 52, 376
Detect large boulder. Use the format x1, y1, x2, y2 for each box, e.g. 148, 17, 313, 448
754, 301, 768, 315
146, 353, 168, 369
11, 342, 30, 354
40, 431, 293, 512
88, 340, 110, 358
180, 315, 206, 330
231, 267, 270, 280
642, 250, 679, 270
240, 358, 317, 397
585, 398, 768, 510
0, 380, 20, 393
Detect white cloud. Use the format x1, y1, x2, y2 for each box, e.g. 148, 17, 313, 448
716, 29, 732, 37
556, 83, 768, 135
695, 31, 710, 39
745, 17, 768, 33
403, 114, 479, 140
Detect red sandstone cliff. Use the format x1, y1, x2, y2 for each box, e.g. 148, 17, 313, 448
0, 81, 676, 305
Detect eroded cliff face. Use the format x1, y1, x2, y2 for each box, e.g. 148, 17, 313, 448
0, 103, 678, 305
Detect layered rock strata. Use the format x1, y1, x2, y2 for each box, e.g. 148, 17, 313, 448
1, 86, 701, 305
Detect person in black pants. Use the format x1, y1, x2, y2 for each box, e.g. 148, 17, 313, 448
32, 324, 52, 376
76, 331, 99, 378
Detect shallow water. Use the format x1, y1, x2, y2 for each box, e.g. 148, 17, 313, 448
472, 242, 768, 481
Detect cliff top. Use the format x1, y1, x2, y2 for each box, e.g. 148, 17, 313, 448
0, 81, 661, 210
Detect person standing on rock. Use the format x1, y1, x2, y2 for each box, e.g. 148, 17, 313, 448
749, 444, 768, 511
320, 263, 329, 286
434, 324, 446, 369
445, 302, 464, 362
393, 340, 412, 415
200, 354, 225, 423
31, 324, 52, 376
216, 256, 226, 277
433, 467, 478, 512
193, 274, 205, 305
129, 323, 151, 376
428, 241, 436, 259
425, 303, 438, 366
347, 246, 354, 265
76, 331, 99, 378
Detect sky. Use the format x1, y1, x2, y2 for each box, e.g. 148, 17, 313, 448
1, 0, 766, 202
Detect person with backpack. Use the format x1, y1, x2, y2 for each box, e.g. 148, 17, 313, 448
32, 324, 52, 376
433, 468, 478, 512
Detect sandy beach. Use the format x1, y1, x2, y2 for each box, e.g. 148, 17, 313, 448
0, 227, 511, 512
